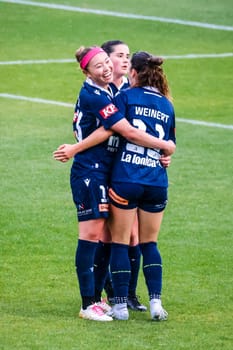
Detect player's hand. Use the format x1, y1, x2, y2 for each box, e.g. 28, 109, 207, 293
160, 155, 171, 168
53, 144, 75, 162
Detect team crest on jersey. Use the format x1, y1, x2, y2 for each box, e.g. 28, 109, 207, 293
99, 104, 118, 119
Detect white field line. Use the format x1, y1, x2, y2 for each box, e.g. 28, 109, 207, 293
1, 53, 233, 66
1, 0, 233, 31
0, 93, 232, 130
0, 59, 75, 65
0, 93, 73, 107
162, 53, 233, 59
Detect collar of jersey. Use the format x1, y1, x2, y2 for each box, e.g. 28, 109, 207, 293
86, 77, 114, 97
143, 86, 160, 93
117, 76, 129, 90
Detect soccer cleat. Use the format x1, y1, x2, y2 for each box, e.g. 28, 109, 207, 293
111, 303, 129, 320
127, 295, 147, 311
150, 299, 168, 321
79, 304, 113, 321
97, 299, 112, 313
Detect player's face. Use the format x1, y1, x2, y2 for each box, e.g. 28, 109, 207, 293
109, 44, 130, 78
87, 52, 113, 89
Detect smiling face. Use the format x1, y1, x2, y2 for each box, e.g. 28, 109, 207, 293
109, 44, 130, 80
86, 51, 114, 89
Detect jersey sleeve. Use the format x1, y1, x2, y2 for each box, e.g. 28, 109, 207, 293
168, 105, 176, 144
90, 92, 125, 130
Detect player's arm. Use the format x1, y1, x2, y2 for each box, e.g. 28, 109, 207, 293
110, 118, 176, 156
101, 92, 176, 156
53, 126, 113, 162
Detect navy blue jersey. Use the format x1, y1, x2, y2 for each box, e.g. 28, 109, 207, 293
111, 87, 176, 187
109, 76, 129, 95
72, 78, 123, 179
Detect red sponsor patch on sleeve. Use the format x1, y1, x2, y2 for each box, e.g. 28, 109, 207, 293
99, 103, 118, 119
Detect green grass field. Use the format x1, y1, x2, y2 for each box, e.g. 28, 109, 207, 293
1, 1, 233, 349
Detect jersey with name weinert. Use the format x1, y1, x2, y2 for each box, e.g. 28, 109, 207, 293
72, 79, 124, 179
111, 86, 176, 187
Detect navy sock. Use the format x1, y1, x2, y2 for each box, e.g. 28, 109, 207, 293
75, 239, 98, 308
140, 242, 162, 297
104, 272, 114, 299
94, 241, 111, 302
110, 242, 130, 303
128, 245, 141, 297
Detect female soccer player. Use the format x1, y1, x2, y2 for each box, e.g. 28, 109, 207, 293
108, 51, 176, 321
98, 40, 147, 311
53, 46, 175, 321
100, 40, 171, 310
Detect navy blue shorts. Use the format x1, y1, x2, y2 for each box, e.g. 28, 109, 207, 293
109, 182, 168, 212
70, 175, 109, 221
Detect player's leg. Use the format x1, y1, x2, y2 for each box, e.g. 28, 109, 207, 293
138, 184, 168, 321
127, 216, 147, 311
96, 226, 115, 304
94, 226, 112, 313
72, 175, 112, 321
138, 209, 168, 320
108, 204, 137, 320
76, 219, 112, 321
103, 271, 114, 304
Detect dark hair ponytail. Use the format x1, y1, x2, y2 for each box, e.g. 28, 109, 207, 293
131, 51, 172, 101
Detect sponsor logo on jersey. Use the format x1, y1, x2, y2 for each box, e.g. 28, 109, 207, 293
99, 203, 109, 212
84, 178, 91, 187
99, 104, 118, 119
121, 152, 160, 168
78, 208, 93, 216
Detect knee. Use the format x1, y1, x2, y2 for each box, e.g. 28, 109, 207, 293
79, 230, 100, 241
